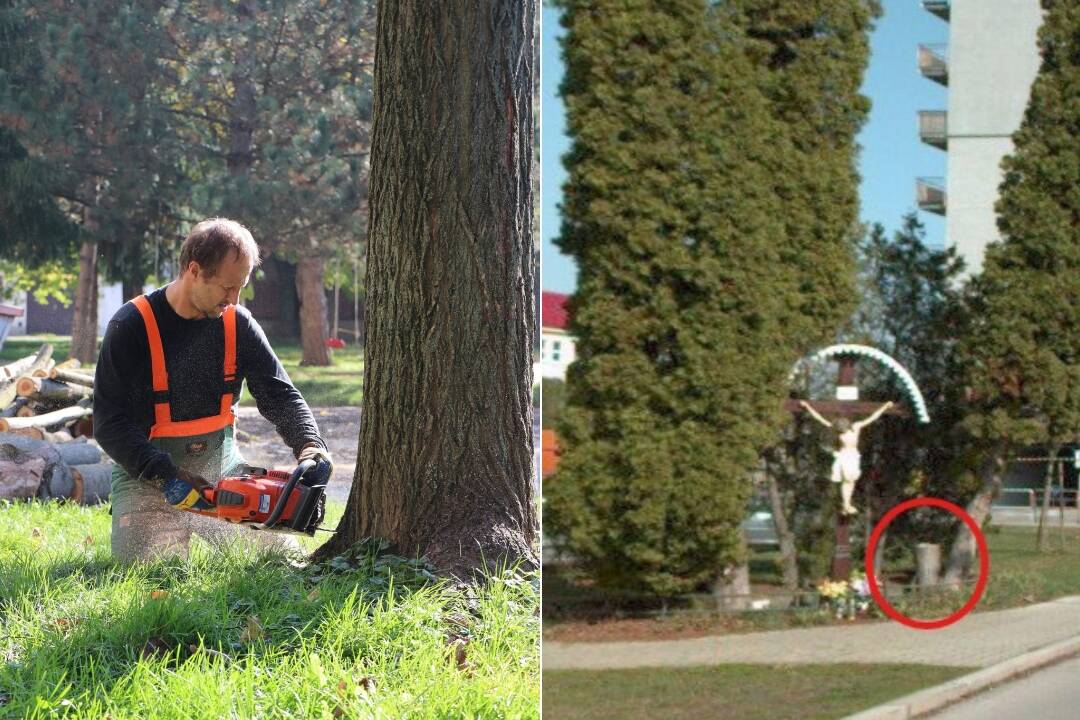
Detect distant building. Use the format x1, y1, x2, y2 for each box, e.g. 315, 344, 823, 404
540, 291, 575, 380
916, 0, 1043, 272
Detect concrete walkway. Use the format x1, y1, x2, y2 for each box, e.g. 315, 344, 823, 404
544, 595, 1080, 670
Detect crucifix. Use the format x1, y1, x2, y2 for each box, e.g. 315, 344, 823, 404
786, 354, 910, 580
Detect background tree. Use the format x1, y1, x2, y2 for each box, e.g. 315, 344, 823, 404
0, 0, 181, 361
951, 0, 1080, 574
160, 0, 376, 364
728, 0, 879, 593
315, 0, 538, 579
545, 1, 800, 595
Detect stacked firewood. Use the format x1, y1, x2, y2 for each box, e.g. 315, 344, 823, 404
0, 343, 110, 503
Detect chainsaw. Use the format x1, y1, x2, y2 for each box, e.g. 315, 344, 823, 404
191, 459, 327, 536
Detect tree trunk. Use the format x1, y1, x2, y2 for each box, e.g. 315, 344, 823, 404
227, 0, 257, 180
69, 240, 99, 364
765, 470, 799, 591
296, 254, 331, 366
943, 447, 1005, 586
714, 530, 751, 610
1036, 447, 1059, 552
315, 0, 538, 579
123, 236, 146, 301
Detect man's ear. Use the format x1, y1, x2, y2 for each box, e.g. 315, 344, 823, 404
187, 261, 201, 280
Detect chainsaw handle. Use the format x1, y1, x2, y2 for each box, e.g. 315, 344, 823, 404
253, 459, 315, 531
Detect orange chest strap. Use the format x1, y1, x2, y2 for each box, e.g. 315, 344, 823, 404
131, 295, 238, 438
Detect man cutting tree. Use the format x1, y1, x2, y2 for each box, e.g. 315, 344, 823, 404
94, 218, 333, 563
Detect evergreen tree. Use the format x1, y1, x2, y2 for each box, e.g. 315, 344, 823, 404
160, 0, 375, 363
729, 0, 880, 356
545, 1, 796, 594
952, 0, 1080, 572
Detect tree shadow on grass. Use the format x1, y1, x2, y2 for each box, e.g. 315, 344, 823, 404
0, 541, 449, 717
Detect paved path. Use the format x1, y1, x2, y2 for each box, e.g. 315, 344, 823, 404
929, 653, 1080, 719
544, 595, 1080, 670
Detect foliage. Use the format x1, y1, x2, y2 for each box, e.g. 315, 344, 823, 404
541, 379, 565, 430
0, 500, 539, 719
546, 1, 794, 595
962, 0, 1080, 450
0, 257, 79, 307
546, 1, 878, 595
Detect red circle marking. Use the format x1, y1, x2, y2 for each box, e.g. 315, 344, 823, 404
865, 497, 989, 630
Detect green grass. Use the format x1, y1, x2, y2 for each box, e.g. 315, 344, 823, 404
0, 336, 363, 407
543, 664, 973, 720
248, 343, 364, 407
0, 335, 77, 366
546, 525, 1080, 638
0, 500, 539, 719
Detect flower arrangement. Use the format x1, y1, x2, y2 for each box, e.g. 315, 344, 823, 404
816, 570, 873, 620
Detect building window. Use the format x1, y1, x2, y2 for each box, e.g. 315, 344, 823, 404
552, 340, 561, 362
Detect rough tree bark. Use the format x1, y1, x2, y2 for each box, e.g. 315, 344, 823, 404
315, 0, 538, 578
296, 254, 331, 366
943, 447, 1005, 586
69, 239, 99, 364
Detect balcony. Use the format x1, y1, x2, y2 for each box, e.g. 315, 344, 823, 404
916, 177, 946, 215
922, 0, 950, 21
918, 44, 948, 86
918, 110, 948, 150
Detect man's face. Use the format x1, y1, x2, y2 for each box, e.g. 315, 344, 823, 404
188, 251, 252, 319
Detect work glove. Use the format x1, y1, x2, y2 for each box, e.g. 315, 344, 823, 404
163, 468, 215, 511
298, 444, 333, 488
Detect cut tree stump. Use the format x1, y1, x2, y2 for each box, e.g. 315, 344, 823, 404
16, 377, 92, 402
49, 368, 95, 388
72, 463, 111, 504
0, 345, 54, 406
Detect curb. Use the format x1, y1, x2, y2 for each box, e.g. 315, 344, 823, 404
842, 634, 1080, 719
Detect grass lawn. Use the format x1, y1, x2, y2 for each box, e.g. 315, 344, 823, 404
0, 500, 539, 719
546, 525, 1080, 641
0, 335, 363, 407
542, 664, 973, 720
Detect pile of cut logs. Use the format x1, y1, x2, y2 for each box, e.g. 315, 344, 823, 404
0, 343, 111, 503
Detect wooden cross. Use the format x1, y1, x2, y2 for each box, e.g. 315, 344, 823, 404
786, 354, 903, 580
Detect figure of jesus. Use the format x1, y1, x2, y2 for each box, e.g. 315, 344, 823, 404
798, 400, 894, 516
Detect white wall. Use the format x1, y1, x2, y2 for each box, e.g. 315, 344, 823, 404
540, 329, 575, 380
947, 0, 1042, 272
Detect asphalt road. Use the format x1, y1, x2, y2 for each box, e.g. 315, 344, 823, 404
930, 654, 1080, 719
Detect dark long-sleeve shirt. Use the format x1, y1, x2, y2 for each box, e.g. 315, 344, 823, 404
94, 286, 324, 484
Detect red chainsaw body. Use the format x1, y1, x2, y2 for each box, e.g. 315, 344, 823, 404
198, 469, 299, 524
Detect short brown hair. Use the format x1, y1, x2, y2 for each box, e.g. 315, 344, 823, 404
178, 218, 261, 277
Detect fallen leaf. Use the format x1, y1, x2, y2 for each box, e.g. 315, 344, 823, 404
357, 676, 376, 694
30, 527, 42, 539
447, 636, 472, 674
54, 618, 71, 629
307, 587, 321, 602
84, 535, 93, 546
150, 590, 169, 600
239, 615, 265, 644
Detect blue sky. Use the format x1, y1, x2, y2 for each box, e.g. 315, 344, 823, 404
541, 1, 949, 293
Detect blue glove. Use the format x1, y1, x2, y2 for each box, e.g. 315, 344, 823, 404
297, 444, 333, 487
163, 471, 214, 511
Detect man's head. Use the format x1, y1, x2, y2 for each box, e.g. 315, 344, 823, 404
176, 218, 260, 319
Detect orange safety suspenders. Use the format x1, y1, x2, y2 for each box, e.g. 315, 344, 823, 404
131, 295, 238, 439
